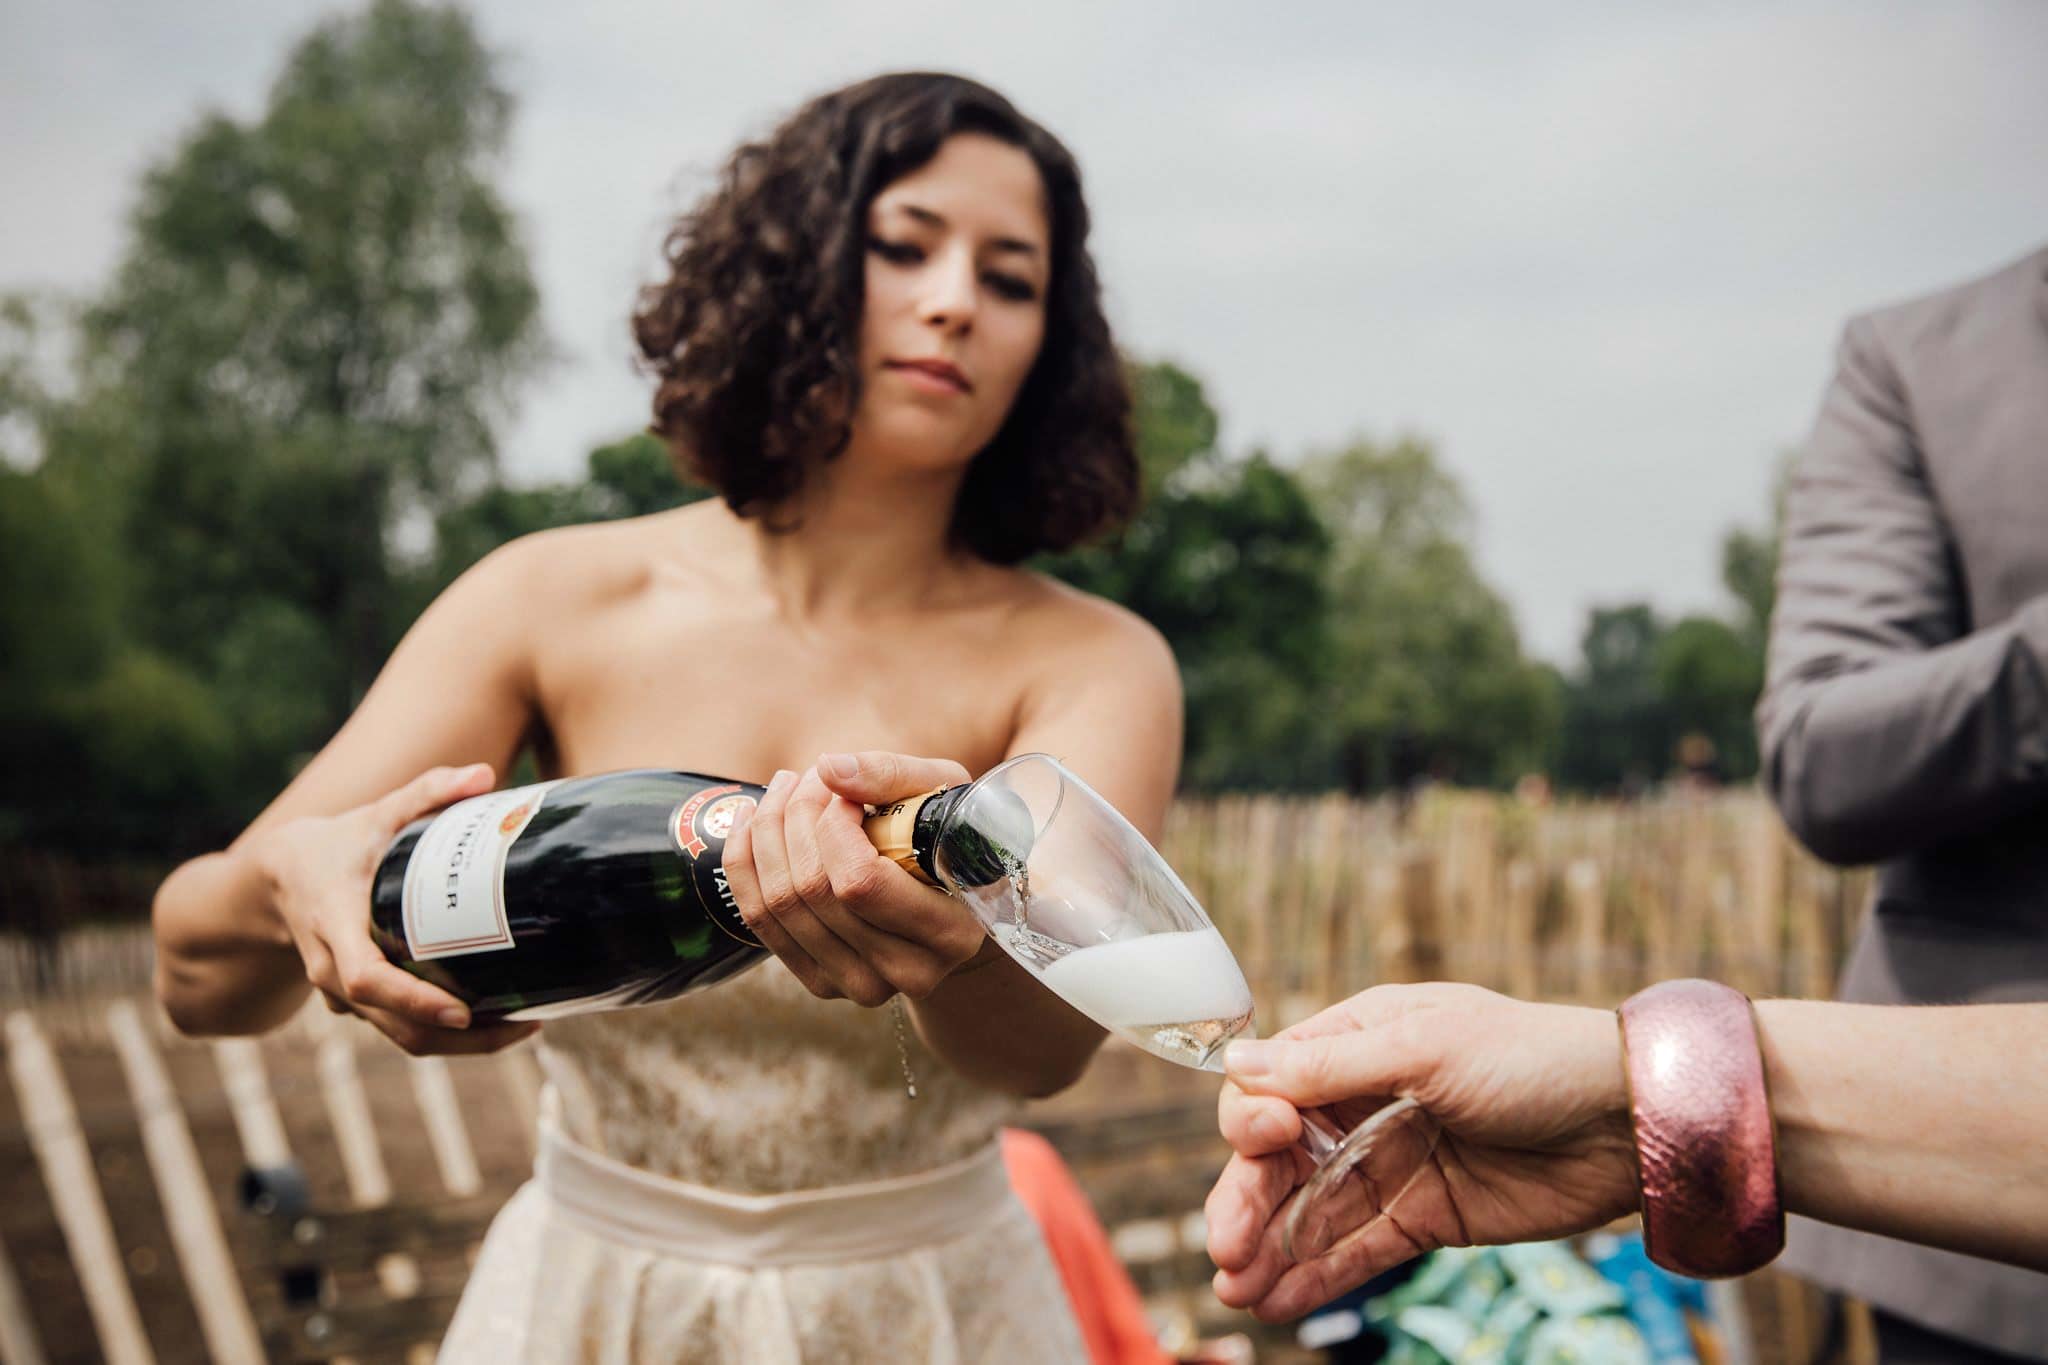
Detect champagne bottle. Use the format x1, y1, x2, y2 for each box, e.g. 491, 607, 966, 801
368, 768, 1027, 1023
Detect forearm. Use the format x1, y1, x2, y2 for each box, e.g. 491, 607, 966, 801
1757, 1000, 2048, 1271
1762, 596, 2048, 865
911, 939, 1105, 1098
152, 847, 310, 1036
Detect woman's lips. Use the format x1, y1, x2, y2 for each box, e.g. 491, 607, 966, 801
885, 358, 972, 394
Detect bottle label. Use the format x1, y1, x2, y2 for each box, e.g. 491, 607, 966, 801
671, 784, 759, 943
402, 782, 562, 960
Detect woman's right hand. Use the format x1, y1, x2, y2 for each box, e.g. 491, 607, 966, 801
248, 763, 540, 1056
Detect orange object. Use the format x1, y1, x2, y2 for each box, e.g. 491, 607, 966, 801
1002, 1128, 1174, 1365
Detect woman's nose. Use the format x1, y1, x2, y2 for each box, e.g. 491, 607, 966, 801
917, 252, 977, 331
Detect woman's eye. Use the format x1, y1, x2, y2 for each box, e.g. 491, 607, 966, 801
986, 273, 1038, 303
868, 237, 924, 265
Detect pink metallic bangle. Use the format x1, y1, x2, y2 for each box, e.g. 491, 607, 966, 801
1617, 979, 1784, 1279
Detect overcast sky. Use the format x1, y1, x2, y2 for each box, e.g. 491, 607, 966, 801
6, 1, 2045, 660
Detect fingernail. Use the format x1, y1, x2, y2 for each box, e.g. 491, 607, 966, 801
820, 753, 858, 781
1224, 1040, 1272, 1081
438, 1008, 470, 1029
768, 769, 796, 795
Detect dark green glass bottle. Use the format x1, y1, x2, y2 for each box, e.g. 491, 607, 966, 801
369, 768, 1021, 1023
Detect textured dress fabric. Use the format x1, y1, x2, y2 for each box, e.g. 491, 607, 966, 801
436, 961, 1090, 1363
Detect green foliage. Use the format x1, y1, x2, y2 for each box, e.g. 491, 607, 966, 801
1128, 361, 1221, 491
66, 650, 238, 834
1656, 615, 1762, 768
74, 0, 546, 722
587, 432, 709, 519
1306, 438, 1558, 791
0, 465, 120, 706
1554, 603, 1764, 792
1555, 603, 1680, 792
1048, 378, 1559, 794
1, 0, 557, 857
400, 432, 710, 618
1044, 365, 1338, 789
1548, 459, 1786, 792
0, 458, 237, 848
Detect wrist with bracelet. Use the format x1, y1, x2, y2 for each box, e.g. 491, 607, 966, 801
1617, 979, 1785, 1278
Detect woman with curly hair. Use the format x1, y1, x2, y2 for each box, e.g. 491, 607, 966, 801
151, 73, 1181, 1361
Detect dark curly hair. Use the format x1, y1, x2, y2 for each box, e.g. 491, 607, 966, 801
632, 73, 1136, 565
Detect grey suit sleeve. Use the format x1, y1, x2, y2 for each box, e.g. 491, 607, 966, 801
1757, 318, 2048, 867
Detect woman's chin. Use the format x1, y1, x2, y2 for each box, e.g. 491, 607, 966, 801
847, 414, 987, 477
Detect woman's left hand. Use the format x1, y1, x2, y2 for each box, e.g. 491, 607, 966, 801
721, 751, 991, 1006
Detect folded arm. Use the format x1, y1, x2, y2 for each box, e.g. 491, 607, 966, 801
1758, 318, 2048, 866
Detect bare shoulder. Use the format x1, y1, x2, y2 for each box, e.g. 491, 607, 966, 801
986, 570, 1183, 830
1001, 570, 1181, 702
449, 502, 718, 622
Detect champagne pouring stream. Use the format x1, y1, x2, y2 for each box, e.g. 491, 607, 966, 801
872, 754, 1443, 1264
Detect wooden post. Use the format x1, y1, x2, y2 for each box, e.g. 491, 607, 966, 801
1402, 849, 1443, 982
1634, 854, 1674, 996
1788, 861, 1834, 999
316, 1028, 394, 1208
309, 1015, 421, 1302
1564, 859, 1605, 1004
1503, 859, 1540, 1000
1677, 803, 1715, 981
1311, 800, 1360, 1007
1286, 797, 1348, 1020
1466, 801, 1502, 991
106, 1000, 266, 1365
1336, 810, 1380, 997
1738, 806, 1786, 997
1772, 1273, 1814, 1365
1270, 799, 1311, 1016
1239, 799, 1281, 1014
407, 1058, 483, 1197
1366, 857, 1410, 984
4, 1012, 156, 1365
1437, 801, 1479, 987
210, 1039, 292, 1171
0, 1222, 47, 1365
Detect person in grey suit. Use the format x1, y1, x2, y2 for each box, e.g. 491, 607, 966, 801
1758, 243, 2048, 1363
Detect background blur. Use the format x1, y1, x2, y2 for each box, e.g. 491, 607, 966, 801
0, 5, 2039, 1360
6, 0, 2048, 857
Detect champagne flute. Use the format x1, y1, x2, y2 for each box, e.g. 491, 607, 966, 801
921, 754, 1441, 1265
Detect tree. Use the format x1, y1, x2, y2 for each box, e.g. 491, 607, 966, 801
1043, 363, 1335, 789
1304, 437, 1556, 792
1555, 603, 1674, 793
1656, 614, 1762, 777
1, 1, 548, 853
587, 432, 709, 520
406, 432, 710, 612
72, 0, 546, 731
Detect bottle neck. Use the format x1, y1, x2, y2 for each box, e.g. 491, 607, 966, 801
860, 787, 956, 888
858, 780, 1025, 891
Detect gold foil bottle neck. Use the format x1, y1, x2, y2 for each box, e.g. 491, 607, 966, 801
861, 788, 948, 886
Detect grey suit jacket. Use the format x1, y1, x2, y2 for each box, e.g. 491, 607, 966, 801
1758, 245, 2048, 1359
